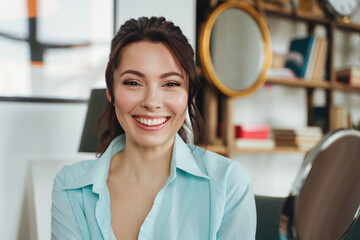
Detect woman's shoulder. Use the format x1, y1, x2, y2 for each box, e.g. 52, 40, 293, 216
189, 145, 251, 185
53, 159, 98, 188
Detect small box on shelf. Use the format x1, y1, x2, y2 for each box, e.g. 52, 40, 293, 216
234, 124, 271, 139
234, 124, 275, 150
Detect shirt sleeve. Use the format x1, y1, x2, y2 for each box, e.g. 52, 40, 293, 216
51, 169, 84, 240
216, 163, 257, 240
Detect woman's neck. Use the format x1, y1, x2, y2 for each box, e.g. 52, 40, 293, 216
109, 136, 174, 186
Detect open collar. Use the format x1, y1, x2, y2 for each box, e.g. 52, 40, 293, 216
62, 134, 125, 194
63, 133, 208, 194
170, 134, 209, 181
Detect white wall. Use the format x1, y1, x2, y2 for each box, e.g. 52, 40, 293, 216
117, 0, 196, 49
0, 101, 94, 240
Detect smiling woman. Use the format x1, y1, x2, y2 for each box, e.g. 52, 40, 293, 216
110, 41, 188, 149
51, 16, 257, 240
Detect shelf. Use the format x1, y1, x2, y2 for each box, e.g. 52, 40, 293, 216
207, 144, 307, 154
335, 21, 360, 33
267, 77, 330, 89
262, 3, 360, 32
265, 8, 330, 26
207, 144, 227, 155
333, 82, 360, 92
234, 146, 308, 154
198, 2, 360, 157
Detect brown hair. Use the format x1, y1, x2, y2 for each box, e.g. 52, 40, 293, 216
97, 16, 206, 154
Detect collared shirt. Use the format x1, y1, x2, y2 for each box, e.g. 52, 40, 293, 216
51, 134, 256, 240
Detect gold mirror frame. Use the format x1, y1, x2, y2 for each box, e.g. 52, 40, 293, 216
199, 2, 272, 97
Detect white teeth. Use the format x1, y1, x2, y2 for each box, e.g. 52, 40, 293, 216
136, 117, 167, 126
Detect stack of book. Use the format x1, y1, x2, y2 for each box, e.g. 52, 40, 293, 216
336, 67, 360, 87
330, 106, 352, 130
285, 36, 328, 81
234, 124, 275, 150
273, 126, 323, 151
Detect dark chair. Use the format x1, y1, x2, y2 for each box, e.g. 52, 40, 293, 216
255, 195, 285, 240
255, 195, 360, 240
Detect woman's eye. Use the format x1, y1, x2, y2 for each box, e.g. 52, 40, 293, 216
123, 81, 140, 86
165, 82, 181, 87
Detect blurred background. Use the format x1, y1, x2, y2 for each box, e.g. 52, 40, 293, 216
0, 0, 359, 239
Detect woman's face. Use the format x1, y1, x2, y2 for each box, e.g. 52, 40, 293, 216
109, 41, 188, 148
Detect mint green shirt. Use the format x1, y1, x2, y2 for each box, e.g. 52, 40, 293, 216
51, 134, 256, 239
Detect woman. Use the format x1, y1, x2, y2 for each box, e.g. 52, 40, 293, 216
51, 16, 256, 240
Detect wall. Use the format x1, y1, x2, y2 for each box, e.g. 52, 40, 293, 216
0, 100, 93, 240
117, 0, 196, 49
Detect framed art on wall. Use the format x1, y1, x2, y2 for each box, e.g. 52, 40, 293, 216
0, 0, 113, 100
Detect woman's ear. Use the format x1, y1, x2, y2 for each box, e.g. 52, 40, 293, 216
106, 89, 112, 103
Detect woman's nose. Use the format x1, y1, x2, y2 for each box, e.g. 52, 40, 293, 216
140, 87, 162, 111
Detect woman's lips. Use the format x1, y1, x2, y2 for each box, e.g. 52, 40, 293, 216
134, 117, 167, 126
132, 116, 170, 130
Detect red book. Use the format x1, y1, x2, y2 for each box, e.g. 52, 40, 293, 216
234, 124, 271, 139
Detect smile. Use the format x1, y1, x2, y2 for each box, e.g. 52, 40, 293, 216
134, 117, 168, 126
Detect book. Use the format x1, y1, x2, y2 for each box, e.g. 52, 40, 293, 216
309, 37, 323, 80
312, 38, 328, 82
302, 36, 328, 81
274, 135, 322, 143
273, 126, 323, 151
235, 138, 275, 150
285, 36, 315, 78
234, 124, 271, 139
273, 126, 323, 137
336, 67, 360, 86
298, 0, 314, 12
336, 67, 360, 77
304, 36, 320, 81
330, 106, 352, 130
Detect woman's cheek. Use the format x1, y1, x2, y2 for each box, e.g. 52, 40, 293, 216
114, 88, 140, 112
165, 90, 188, 114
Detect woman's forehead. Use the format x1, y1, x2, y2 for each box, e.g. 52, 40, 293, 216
117, 41, 188, 79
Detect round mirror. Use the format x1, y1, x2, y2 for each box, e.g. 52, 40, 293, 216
199, 2, 272, 97
280, 129, 360, 239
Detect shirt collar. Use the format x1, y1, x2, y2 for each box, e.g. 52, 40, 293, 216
63, 133, 208, 193
170, 134, 209, 180
62, 134, 125, 193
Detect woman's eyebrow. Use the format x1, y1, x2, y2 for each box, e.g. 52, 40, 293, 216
160, 72, 184, 79
120, 70, 184, 80
120, 69, 145, 77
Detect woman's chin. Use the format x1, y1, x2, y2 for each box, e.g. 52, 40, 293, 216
128, 134, 175, 149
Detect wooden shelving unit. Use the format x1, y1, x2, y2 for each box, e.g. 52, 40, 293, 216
335, 20, 360, 33
264, 5, 330, 25
233, 147, 307, 154
267, 78, 330, 89
207, 144, 228, 155
197, 1, 360, 157
333, 82, 360, 92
